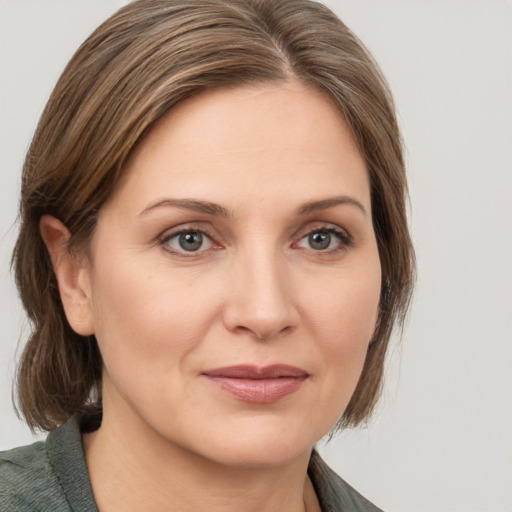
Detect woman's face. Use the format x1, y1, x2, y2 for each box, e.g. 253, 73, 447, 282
79, 81, 381, 467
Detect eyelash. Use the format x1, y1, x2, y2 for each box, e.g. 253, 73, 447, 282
159, 227, 218, 256
159, 224, 353, 257
295, 226, 353, 253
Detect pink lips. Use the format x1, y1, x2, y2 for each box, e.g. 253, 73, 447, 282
202, 365, 308, 404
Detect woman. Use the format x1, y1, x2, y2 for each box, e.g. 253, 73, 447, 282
0, 0, 414, 510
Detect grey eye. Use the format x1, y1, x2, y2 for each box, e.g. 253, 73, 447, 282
164, 230, 213, 253
308, 231, 332, 250
297, 228, 347, 252
178, 231, 204, 251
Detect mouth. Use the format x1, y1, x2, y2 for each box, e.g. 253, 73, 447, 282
202, 365, 309, 404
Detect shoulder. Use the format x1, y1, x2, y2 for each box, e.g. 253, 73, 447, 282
0, 438, 69, 511
308, 450, 384, 512
0, 418, 94, 512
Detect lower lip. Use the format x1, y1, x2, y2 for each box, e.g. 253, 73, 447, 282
205, 376, 307, 404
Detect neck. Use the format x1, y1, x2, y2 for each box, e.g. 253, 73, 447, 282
83, 408, 319, 512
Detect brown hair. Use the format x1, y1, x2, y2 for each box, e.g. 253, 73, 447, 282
13, 0, 415, 432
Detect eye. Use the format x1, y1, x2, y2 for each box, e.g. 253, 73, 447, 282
296, 227, 350, 252
163, 230, 214, 253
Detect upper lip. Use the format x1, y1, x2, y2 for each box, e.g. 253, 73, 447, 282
202, 365, 308, 379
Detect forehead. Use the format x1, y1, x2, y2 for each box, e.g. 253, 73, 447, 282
109, 80, 370, 214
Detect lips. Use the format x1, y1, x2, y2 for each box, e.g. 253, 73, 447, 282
202, 365, 308, 404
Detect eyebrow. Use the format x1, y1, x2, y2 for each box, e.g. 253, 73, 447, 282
298, 196, 367, 216
139, 195, 367, 218
139, 198, 231, 218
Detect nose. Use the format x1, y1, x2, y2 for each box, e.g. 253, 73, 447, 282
222, 248, 298, 340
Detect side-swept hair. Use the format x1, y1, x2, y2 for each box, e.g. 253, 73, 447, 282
13, 0, 415, 432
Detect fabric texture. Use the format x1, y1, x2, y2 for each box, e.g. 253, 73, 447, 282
1, 418, 383, 511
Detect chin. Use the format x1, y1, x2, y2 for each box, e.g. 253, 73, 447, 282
203, 440, 311, 469
182, 418, 328, 470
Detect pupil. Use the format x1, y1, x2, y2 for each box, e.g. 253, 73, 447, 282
179, 232, 203, 251
309, 231, 330, 250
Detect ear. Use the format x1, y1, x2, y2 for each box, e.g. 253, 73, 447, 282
39, 215, 95, 336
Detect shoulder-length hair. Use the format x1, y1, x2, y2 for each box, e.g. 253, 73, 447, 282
13, 0, 415, 432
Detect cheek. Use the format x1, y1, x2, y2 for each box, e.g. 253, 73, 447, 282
303, 262, 381, 348
88, 259, 221, 380
299, 258, 381, 407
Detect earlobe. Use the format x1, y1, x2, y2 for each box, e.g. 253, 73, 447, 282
39, 215, 95, 336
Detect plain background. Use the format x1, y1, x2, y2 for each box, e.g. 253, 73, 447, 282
1, 1, 511, 511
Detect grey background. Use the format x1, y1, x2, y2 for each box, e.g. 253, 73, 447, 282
1, 1, 511, 511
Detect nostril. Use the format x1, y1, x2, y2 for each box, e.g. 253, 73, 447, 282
235, 323, 294, 341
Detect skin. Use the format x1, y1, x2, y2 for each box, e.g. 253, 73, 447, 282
41, 80, 381, 512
